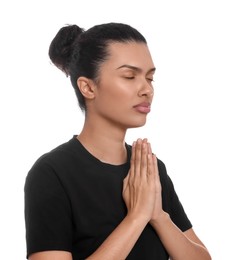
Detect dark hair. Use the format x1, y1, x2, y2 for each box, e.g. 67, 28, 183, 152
49, 22, 147, 111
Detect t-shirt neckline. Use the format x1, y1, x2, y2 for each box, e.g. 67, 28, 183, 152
72, 135, 131, 168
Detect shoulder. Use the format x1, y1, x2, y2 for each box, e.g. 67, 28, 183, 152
31, 136, 80, 167
25, 136, 79, 186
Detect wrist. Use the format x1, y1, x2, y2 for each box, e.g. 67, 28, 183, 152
126, 211, 150, 226
149, 211, 170, 227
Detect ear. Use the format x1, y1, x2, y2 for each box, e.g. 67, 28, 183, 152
77, 77, 96, 99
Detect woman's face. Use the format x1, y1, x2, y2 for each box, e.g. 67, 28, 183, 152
91, 42, 155, 129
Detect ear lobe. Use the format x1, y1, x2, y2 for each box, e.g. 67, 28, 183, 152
77, 77, 95, 99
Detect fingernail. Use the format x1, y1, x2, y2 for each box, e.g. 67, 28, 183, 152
137, 138, 142, 143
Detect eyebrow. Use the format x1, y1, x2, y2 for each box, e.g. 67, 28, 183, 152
116, 64, 156, 74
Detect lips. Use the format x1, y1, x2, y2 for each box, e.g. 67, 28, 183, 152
133, 102, 151, 113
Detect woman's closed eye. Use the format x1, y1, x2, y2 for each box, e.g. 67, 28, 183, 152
147, 78, 154, 82
122, 75, 154, 82
125, 76, 135, 79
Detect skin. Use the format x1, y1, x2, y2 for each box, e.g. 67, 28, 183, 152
30, 42, 211, 260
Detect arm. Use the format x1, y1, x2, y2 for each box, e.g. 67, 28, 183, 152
29, 251, 72, 260
29, 214, 149, 260
147, 148, 211, 259
150, 213, 211, 260
28, 213, 148, 260
86, 213, 149, 260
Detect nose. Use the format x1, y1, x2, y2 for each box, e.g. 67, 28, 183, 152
138, 80, 154, 98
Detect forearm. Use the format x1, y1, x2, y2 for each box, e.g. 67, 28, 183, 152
86, 214, 148, 260
150, 212, 211, 260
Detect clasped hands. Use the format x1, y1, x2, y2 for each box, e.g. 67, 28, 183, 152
123, 138, 164, 225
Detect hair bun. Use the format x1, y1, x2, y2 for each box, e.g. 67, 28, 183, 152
49, 24, 84, 76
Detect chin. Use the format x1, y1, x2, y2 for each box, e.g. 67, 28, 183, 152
126, 119, 147, 129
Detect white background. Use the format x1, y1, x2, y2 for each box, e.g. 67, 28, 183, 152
0, 0, 227, 259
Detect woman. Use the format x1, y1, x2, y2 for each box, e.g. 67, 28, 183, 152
24, 23, 211, 259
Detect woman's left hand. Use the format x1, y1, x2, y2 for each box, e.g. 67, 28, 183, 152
147, 146, 164, 224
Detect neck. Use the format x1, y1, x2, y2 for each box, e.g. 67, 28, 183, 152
77, 118, 128, 165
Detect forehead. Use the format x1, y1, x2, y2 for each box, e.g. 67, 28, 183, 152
104, 42, 154, 69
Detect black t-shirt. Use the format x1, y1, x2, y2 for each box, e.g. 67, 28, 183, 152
24, 136, 192, 259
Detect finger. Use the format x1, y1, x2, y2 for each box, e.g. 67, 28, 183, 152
135, 138, 142, 177
152, 154, 158, 175
142, 138, 148, 143
147, 143, 156, 180
131, 141, 136, 162
129, 141, 136, 180
152, 154, 160, 183
147, 152, 153, 177
141, 139, 148, 178
147, 142, 153, 155
147, 142, 153, 175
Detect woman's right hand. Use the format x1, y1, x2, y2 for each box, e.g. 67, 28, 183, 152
122, 138, 162, 222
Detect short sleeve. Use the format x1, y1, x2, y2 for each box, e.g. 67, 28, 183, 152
158, 159, 192, 232
24, 155, 73, 258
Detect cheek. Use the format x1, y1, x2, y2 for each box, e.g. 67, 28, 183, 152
95, 74, 138, 112
100, 91, 126, 112
100, 81, 133, 102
